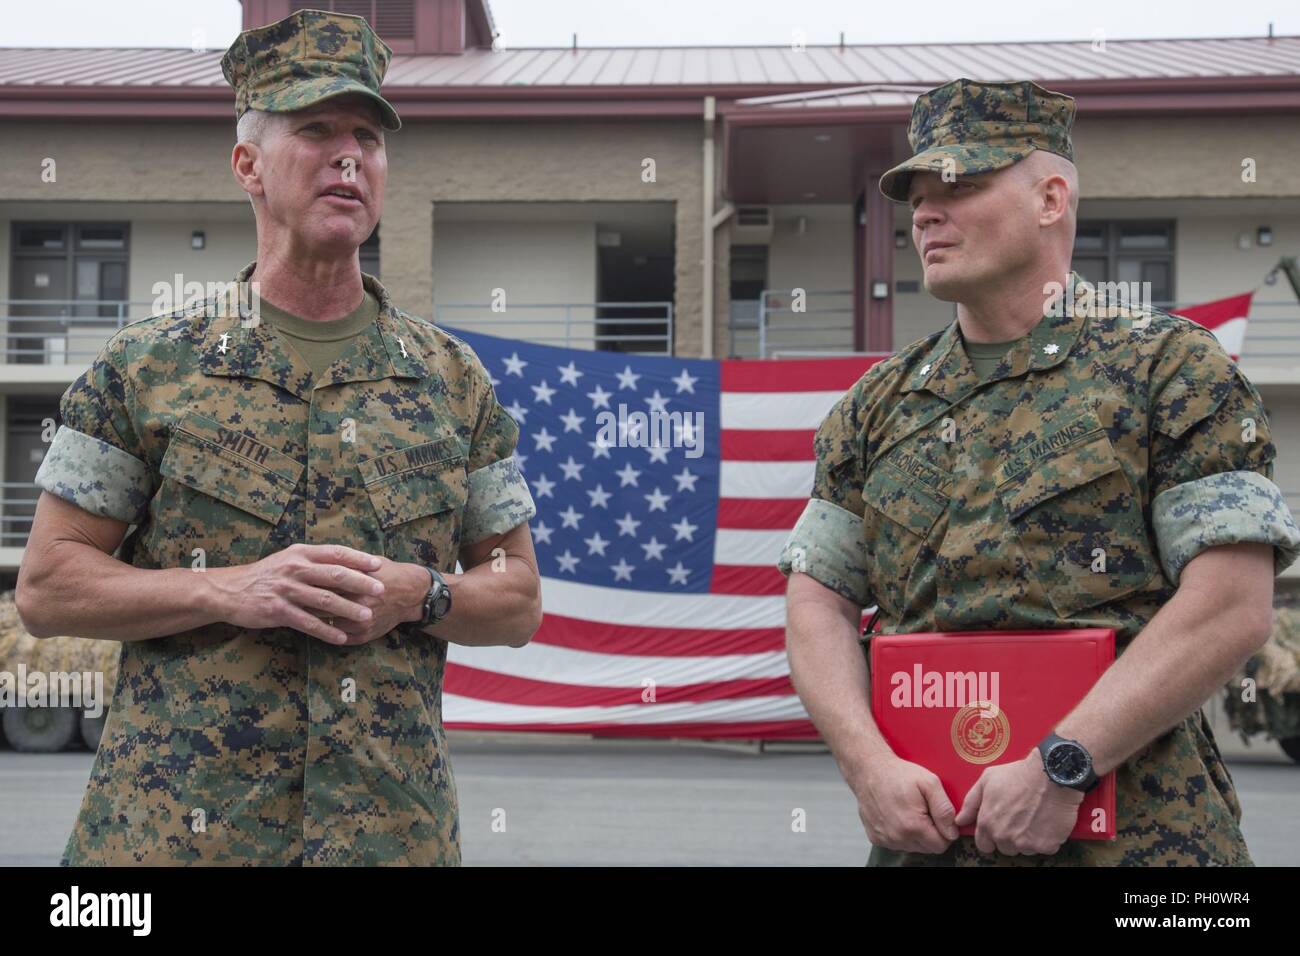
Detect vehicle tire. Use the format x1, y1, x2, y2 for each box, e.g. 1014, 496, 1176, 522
79, 712, 108, 751
2, 705, 78, 752
1279, 736, 1300, 765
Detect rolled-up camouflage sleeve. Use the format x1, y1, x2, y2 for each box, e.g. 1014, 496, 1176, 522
776, 383, 873, 608
34, 333, 153, 525
458, 343, 536, 546
1148, 325, 1300, 586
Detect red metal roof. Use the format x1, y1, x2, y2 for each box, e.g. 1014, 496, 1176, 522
3, 35, 1299, 88
1, 35, 1298, 120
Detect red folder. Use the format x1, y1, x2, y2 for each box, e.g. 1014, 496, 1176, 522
870, 629, 1116, 841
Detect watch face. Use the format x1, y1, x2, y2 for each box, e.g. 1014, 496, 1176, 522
433, 591, 452, 618
1046, 742, 1090, 785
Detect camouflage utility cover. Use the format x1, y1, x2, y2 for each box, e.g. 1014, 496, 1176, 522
879, 78, 1075, 203
221, 8, 402, 131
779, 274, 1300, 866
34, 263, 535, 865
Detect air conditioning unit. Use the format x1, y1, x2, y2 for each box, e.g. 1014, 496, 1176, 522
731, 206, 774, 245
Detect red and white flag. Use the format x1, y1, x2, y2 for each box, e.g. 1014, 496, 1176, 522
1172, 292, 1253, 360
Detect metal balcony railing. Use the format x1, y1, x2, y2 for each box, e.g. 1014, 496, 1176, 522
434, 302, 674, 354
0, 299, 157, 364
0, 482, 40, 547
2, 298, 677, 362
729, 290, 855, 359
728, 290, 1300, 361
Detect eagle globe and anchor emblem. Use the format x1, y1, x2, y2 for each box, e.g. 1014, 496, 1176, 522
950, 701, 1011, 764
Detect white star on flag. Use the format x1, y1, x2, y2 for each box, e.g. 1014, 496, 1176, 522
559, 408, 586, 432
673, 468, 698, 493
615, 365, 641, 390
503, 352, 527, 376
672, 368, 697, 394
532, 428, 557, 452
557, 361, 583, 385
644, 487, 670, 512
559, 456, 585, 481
640, 536, 667, 561
671, 517, 698, 541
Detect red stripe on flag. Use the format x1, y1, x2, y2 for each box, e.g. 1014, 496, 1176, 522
1171, 292, 1253, 330
721, 429, 816, 460
446, 719, 819, 740
711, 564, 788, 595
717, 498, 808, 529
530, 611, 786, 656
721, 355, 884, 392
445, 663, 794, 707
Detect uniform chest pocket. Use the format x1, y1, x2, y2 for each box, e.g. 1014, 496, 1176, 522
996, 430, 1156, 617
150, 413, 303, 568
360, 437, 468, 570
861, 460, 949, 618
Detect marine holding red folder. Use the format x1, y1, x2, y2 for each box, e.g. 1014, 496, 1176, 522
776, 78, 1300, 866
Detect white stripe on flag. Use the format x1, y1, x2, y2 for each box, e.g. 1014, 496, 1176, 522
444, 693, 809, 725
540, 577, 785, 628
714, 528, 792, 565
1211, 316, 1247, 357
448, 641, 789, 685
720, 460, 813, 499
720, 390, 844, 430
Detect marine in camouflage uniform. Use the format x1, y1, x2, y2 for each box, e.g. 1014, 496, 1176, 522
31, 10, 536, 865
778, 78, 1300, 866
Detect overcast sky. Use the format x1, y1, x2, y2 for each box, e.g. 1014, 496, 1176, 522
2, 0, 1296, 49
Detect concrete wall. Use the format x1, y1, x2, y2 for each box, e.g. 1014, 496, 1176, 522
127, 217, 255, 308
1260, 386, 1300, 513
385, 118, 704, 353
432, 218, 597, 345
0, 116, 706, 353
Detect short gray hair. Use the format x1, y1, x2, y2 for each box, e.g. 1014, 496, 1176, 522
236, 108, 276, 147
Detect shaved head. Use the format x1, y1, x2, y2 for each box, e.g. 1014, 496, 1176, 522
1013, 150, 1079, 230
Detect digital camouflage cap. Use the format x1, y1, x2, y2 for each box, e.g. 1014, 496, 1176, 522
221, 8, 402, 132
878, 78, 1075, 203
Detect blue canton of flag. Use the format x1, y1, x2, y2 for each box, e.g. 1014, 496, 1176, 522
450, 330, 720, 594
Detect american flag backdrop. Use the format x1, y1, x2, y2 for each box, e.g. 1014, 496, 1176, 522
442, 328, 882, 739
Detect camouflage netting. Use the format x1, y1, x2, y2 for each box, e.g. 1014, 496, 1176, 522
1223, 600, 1300, 743
0, 590, 121, 690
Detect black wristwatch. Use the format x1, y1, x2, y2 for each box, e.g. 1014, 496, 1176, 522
1037, 732, 1099, 793
416, 566, 453, 626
